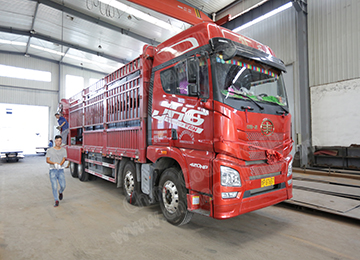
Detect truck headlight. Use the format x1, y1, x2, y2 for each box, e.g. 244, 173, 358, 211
287, 159, 293, 177
221, 166, 241, 187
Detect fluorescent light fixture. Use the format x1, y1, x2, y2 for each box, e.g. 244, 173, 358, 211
0, 39, 120, 70
99, 0, 182, 33
233, 2, 292, 32
0, 39, 26, 46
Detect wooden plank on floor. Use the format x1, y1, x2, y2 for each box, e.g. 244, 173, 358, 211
344, 206, 360, 219
293, 179, 360, 198
291, 189, 360, 213
293, 172, 360, 187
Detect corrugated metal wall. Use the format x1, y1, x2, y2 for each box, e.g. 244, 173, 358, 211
308, 0, 360, 87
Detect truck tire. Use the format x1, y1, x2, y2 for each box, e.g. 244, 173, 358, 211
159, 167, 193, 226
69, 162, 78, 178
123, 162, 139, 205
78, 162, 89, 182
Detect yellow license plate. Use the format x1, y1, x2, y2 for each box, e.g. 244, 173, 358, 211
261, 177, 275, 187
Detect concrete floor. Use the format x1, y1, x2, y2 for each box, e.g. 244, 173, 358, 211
1, 156, 359, 260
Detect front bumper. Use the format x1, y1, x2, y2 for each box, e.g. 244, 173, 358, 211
1, 152, 25, 159
212, 154, 292, 219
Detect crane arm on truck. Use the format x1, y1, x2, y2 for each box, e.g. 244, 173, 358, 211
127, 0, 213, 25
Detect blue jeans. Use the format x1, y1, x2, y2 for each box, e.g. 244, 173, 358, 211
49, 169, 66, 201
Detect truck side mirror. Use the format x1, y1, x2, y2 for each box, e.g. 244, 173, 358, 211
188, 84, 198, 96
187, 58, 198, 84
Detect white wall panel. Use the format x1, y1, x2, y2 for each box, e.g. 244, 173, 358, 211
311, 78, 360, 146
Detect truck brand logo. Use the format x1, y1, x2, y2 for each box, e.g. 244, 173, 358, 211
189, 163, 208, 170
261, 119, 274, 136
152, 101, 208, 134
247, 124, 258, 130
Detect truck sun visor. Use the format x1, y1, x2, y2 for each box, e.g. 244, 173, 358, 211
216, 54, 278, 78
209, 37, 286, 72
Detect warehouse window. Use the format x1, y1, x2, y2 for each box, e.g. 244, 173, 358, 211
66, 75, 84, 98
0, 64, 51, 82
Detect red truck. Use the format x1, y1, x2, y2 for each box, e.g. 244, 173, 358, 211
61, 22, 293, 226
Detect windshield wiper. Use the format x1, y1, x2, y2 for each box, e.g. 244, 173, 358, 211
226, 90, 264, 110
260, 99, 289, 114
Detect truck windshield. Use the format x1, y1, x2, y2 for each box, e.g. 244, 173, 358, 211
213, 54, 288, 108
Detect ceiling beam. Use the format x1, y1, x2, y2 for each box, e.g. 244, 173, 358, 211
29, 0, 160, 46
127, 0, 212, 25
0, 26, 128, 64
60, 47, 70, 63
25, 2, 40, 55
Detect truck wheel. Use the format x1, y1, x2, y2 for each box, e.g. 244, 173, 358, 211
69, 162, 78, 178
159, 167, 193, 226
78, 163, 88, 182
123, 162, 139, 205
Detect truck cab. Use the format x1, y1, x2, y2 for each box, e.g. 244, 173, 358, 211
148, 22, 293, 222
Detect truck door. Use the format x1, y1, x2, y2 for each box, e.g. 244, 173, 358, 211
151, 55, 214, 193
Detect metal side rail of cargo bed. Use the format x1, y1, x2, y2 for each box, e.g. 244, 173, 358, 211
284, 167, 360, 220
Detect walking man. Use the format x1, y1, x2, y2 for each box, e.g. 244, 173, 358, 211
55, 113, 69, 145
46, 135, 67, 207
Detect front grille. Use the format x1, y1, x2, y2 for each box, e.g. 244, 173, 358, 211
250, 163, 282, 177
241, 131, 284, 160
248, 141, 283, 150
246, 132, 283, 141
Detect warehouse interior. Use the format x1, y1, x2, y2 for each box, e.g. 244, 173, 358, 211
1, 0, 360, 259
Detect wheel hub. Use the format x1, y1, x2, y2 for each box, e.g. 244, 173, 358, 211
78, 164, 82, 176
162, 180, 179, 214
124, 171, 135, 196
70, 162, 75, 172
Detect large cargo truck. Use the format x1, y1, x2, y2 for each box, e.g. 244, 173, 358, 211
62, 22, 293, 226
